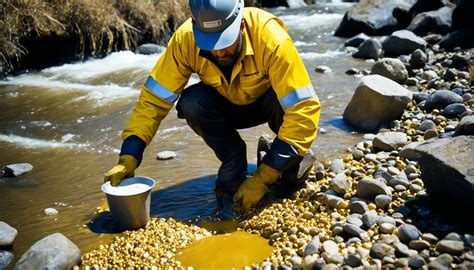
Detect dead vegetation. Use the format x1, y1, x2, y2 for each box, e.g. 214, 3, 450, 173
0, 0, 189, 75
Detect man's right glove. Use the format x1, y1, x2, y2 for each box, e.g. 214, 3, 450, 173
104, 155, 138, 186
233, 163, 281, 212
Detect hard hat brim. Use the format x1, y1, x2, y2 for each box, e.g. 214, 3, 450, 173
192, 9, 243, 51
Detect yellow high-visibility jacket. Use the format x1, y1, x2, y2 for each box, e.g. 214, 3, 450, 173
121, 7, 320, 171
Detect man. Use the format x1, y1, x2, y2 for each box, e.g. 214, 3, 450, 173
104, 0, 320, 212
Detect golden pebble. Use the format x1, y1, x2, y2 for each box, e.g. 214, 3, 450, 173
368, 203, 377, 210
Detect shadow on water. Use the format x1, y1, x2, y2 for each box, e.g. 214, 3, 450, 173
326, 117, 357, 132
88, 174, 239, 234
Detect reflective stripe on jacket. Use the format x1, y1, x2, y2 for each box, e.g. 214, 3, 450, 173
122, 7, 320, 171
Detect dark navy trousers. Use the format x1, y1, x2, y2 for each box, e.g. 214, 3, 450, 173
176, 82, 284, 194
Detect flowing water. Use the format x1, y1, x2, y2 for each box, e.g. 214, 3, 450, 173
0, 1, 375, 264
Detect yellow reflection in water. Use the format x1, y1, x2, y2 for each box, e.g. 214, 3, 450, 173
175, 230, 273, 269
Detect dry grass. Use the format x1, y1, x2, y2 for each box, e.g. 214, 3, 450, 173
0, 0, 189, 74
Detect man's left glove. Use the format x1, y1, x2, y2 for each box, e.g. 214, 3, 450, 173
233, 163, 281, 212
104, 155, 138, 186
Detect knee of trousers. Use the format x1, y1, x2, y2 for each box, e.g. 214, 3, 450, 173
177, 83, 216, 120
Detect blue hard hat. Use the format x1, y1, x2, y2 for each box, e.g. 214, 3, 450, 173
189, 0, 244, 51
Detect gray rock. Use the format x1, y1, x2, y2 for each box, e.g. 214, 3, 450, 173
345, 68, 360, 75
353, 39, 382, 59
326, 195, 344, 209
344, 33, 370, 47
370, 243, 395, 259
156, 151, 177, 160
371, 58, 408, 84
0, 251, 14, 270
421, 233, 438, 244
382, 30, 427, 57
343, 75, 412, 132
435, 240, 465, 255
362, 210, 379, 228
323, 253, 344, 265
409, 239, 431, 251
329, 173, 352, 195
322, 240, 339, 255
407, 6, 453, 36
373, 132, 408, 152
343, 223, 369, 241
409, 49, 428, 68
303, 255, 318, 270
413, 136, 474, 208
406, 77, 418, 86
334, 0, 409, 37
0, 222, 17, 248
389, 178, 410, 188
135, 44, 165, 55
408, 256, 426, 268
315, 65, 332, 73
357, 178, 392, 201
14, 233, 80, 270
429, 253, 453, 269
344, 254, 362, 267
393, 242, 417, 258
375, 194, 392, 209
346, 214, 363, 227
444, 232, 462, 241
443, 103, 466, 118
44, 208, 59, 216
454, 116, 474, 136
376, 216, 397, 226
349, 200, 369, 215
304, 236, 321, 256
424, 90, 463, 111
419, 120, 437, 132
398, 224, 421, 244
1, 163, 33, 178
364, 154, 378, 163
329, 159, 345, 174
352, 150, 365, 161
422, 70, 438, 81
399, 141, 423, 161
413, 92, 429, 104
289, 256, 303, 267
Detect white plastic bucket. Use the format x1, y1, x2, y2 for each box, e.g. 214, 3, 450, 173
101, 176, 155, 230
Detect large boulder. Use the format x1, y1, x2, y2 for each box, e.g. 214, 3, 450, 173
407, 6, 453, 36
14, 233, 81, 270
343, 75, 412, 132
438, 27, 474, 50
451, 0, 474, 31
0, 222, 17, 248
334, 0, 414, 37
406, 0, 445, 20
353, 39, 383, 60
382, 30, 427, 57
371, 58, 409, 84
413, 136, 474, 208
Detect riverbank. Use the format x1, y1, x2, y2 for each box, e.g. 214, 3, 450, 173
0, 0, 189, 77
78, 42, 473, 268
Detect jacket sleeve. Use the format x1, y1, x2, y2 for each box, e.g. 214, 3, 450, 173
120, 28, 193, 164
261, 20, 321, 172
